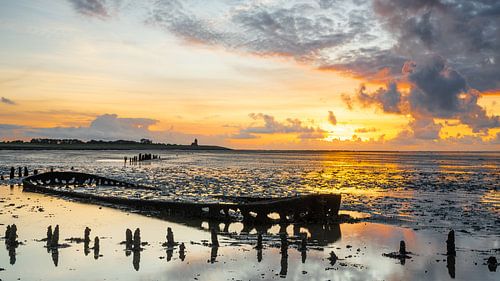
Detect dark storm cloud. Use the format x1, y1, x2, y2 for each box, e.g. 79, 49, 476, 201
407, 56, 499, 132
355, 82, 403, 114
344, 57, 500, 136
371, 0, 500, 91
1, 97, 16, 105
68, 0, 111, 18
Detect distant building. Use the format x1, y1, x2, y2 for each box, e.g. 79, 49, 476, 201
140, 138, 153, 144
191, 138, 198, 146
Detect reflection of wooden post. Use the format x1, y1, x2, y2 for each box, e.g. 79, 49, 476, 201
300, 233, 307, 251
210, 245, 218, 263
447, 255, 455, 278
280, 233, 288, 277
94, 237, 100, 260
133, 250, 140, 271
179, 243, 186, 261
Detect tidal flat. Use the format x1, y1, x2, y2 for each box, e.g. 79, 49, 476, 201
0, 150, 498, 280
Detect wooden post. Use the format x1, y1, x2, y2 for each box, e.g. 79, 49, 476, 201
211, 228, 219, 247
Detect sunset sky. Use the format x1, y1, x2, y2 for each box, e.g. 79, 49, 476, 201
1, 0, 499, 150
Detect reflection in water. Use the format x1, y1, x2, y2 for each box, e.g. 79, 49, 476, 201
132, 250, 140, 271
301, 249, 307, 264
5, 224, 19, 265
300, 233, 307, 264
257, 248, 262, 263
179, 243, 186, 261
166, 248, 173, 262
84, 240, 90, 256
279, 233, 288, 277
93, 237, 100, 260
256, 233, 263, 263
327, 251, 337, 266
8, 245, 16, 265
210, 246, 218, 264
447, 255, 456, 279
51, 248, 59, 267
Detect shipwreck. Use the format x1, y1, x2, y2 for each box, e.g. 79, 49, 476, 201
22, 171, 341, 223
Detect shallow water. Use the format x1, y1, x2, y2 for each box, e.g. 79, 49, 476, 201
0, 185, 498, 281
1, 150, 499, 234
0, 150, 499, 280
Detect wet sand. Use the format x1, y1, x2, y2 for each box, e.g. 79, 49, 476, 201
1, 184, 498, 281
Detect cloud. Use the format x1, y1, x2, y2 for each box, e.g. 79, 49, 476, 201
327, 111, 337, 125
25, 114, 157, 141
67, 0, 112, 19
60, 0, 500, 146
355, 82, 403, 114
1, 97, 16, 105
68, 1, 499, 93
354, 127, 378, 133
0, 124, 26, 139
231, 113, 324, 140
371, 0, 500, 91
343, 57, 500, 137
408, 117, 442, 140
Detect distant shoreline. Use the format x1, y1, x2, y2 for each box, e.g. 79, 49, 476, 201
0, 143, 231, 151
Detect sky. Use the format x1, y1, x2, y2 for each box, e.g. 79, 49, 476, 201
0, 0, 499, 150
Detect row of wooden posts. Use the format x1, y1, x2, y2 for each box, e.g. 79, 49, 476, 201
4, 225, 498, 274
125, 153, 160, 163
1, 167, 40, 181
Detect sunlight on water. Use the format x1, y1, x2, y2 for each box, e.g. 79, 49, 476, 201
0, 150, 499, 235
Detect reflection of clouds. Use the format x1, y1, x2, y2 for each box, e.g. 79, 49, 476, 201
1, 182, 499, 281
